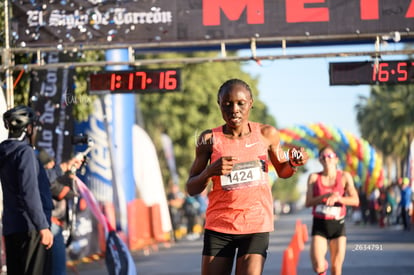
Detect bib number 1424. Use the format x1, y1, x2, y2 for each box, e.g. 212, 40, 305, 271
220, 160, 263, 190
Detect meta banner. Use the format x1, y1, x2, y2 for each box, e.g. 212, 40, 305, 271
11, 0, 414, 48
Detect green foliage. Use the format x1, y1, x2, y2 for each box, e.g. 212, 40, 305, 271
356, 78, 414, 179
356, 84, 414, 158
272, 172, 301, 203
73, 50, 103, 121
0, 3, 4, 48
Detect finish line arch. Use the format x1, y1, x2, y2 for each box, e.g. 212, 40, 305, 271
278, 123, 384, 195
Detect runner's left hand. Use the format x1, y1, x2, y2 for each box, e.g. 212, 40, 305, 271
289, 147, 309, 167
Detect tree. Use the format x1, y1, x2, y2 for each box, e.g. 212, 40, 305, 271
356, 82, 414, 180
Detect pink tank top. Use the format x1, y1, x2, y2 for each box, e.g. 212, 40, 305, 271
205, 122, 274, 234
312, 171, 347, 220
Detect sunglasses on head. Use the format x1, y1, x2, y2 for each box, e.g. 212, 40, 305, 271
320, 153, 337, 159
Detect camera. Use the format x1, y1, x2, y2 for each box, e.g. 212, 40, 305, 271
72, 134, 94, 159
70, 135, 95, 174
71, 134, 91, 145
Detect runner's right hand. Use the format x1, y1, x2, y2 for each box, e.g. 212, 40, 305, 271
209, 156, 238, 176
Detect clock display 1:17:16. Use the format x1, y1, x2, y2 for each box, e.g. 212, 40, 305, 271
110, 70, 179, 91
88, 68, 182, 94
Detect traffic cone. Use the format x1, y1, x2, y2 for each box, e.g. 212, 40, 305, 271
297, 226, 304, 249
295, 219, 302, 232
281, 246, 296, 275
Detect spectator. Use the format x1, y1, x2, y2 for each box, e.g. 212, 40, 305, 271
386, 184, 398, 226
0, 105, 54, 275
400, 177, 412, 231
167, 182, 185, 241
378, 187, 388, 227
183, 194, 201, 240
357, 186, 369, 225
368, 188, 380, 225
38, 149, 82, 275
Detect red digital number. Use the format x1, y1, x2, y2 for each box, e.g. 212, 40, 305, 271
377, 63, 390, 82
135, 72, 147, 90
397, 62, 408, 81
128, 72, 134, 90
372, 64, 377, 82
110, 73, 123, 90
164, 70, 178, 90
159, 71, 165, 89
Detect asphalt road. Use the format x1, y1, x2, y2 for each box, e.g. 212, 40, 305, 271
72, 208, 414, 275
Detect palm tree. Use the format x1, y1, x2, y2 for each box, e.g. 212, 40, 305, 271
356, 83, 414, 181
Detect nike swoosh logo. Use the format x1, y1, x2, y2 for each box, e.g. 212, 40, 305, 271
245, 142, 259, 148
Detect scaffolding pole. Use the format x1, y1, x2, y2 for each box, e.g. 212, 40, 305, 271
3, 0, 14, 109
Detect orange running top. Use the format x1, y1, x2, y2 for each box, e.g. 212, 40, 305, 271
205, 122, 274, 234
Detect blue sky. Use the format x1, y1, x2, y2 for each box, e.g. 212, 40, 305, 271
240, 42, 405, 138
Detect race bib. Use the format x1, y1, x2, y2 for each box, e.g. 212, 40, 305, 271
220, 160, 265, 190
315, 204, 342, 219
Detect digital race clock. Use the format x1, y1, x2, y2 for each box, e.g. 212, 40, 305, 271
329, 60, 414, 85
88, 68, 181, 94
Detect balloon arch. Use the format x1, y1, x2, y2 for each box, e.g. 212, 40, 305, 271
278, 123, 384, 195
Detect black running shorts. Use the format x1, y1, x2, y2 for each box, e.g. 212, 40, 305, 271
311, 217, 346, 240
202, 229, 269, 258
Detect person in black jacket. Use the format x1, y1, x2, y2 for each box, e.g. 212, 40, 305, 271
0, 105, 54, 275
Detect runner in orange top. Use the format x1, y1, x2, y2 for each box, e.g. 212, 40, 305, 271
186, 78, 308, 275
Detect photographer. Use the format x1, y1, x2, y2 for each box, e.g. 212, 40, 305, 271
38, 149, 83, 275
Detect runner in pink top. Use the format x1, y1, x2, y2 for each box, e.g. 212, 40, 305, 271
186, 79, 309, 275
312, 170, 347, 220
305, 146, 359, 275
